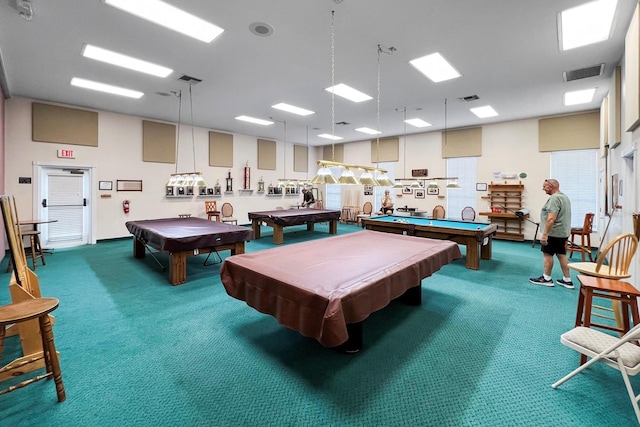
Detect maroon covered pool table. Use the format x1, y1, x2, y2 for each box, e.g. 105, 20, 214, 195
125, 217, 253, 285
248, 208, 341, 244
220, 230, 462, 351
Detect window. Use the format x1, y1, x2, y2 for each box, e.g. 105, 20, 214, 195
446, 157, 477, 219
550, 149, 598, 229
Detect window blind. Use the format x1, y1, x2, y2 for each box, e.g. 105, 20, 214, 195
550, 149, 598, 230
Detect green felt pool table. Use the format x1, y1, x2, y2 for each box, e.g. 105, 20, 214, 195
360, 215, 498, 270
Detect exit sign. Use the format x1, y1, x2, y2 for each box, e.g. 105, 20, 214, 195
57, 149, 75, 159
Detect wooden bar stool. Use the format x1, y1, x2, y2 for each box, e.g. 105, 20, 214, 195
5, 230, 46, 273
23, 230, 46, 270
0, 298, 66, 402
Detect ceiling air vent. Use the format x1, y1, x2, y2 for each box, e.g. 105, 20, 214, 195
335, 121, 350, 126
563, 64, 604, 82
177, 74, 202, 85
458, 95, 479, 102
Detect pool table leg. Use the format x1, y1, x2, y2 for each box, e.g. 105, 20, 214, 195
133, 238, 145, 258
251, 220, 262, 239
335, 322, 363, 353
398, 284, 422, 305
329, 219, 338, 234
465, 241, 481, 270
273, 225, 284, 244
169, 251, 187, 286
307, 222, 315, 231
481, 236, 492, 260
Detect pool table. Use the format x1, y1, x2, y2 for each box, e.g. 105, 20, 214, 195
248, 208, 340, 244
220, 230, 461, 351
125, 217, 253, 285
361, 215, 497, 270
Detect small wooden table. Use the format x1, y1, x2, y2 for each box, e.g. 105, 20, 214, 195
575, 275, 640, 334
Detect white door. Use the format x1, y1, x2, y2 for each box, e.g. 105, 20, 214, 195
36, 165, 93, 248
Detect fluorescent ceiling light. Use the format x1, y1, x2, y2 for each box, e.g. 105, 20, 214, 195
355, 127, 381, 135
564, 88, 596, 105
235, 115, 274, 125
405, 118, 432, 128
559, 0, 617, 50
103, 0, 224, 43
82, 44, 173, 77
325, 84, 372, 103
70, 77, 143, 98
409, 52, 461, 83
271, 103, 315, 116
318, 133, 344, 141
470, 105, 499, 118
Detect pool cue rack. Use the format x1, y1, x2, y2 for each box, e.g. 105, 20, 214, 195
479, 181, 528, 241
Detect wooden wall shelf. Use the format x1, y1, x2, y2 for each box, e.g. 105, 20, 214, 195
479, 181, 526, 241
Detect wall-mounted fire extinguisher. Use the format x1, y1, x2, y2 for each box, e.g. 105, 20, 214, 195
123, 200, 130, 214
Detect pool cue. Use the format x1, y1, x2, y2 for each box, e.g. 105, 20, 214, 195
594, 207, 616, 260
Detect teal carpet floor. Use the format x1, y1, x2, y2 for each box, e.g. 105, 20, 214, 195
0, 223, 637, 426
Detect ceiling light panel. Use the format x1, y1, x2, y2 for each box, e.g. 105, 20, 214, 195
318, 133, 344, 140
325, 84, 373, 103
271, 103, 315, 116
235, 115, 274, 125
355, 127, 381, 135
470, 105, 498, 118
103, 0, 224, 43
559, 0, 618, 51
70, 77, 144, 98
405, 118, 432, 128
409, 52, 461, 83
564, 88, 596, 105
82, 45, 173, 77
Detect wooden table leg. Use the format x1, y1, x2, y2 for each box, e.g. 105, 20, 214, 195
252, 220, 261, 239
329, 219, 338, 235
273, 225, 284, 244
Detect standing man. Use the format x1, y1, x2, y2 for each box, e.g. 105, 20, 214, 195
301, 188, 315, 208
529, 179, 574, 288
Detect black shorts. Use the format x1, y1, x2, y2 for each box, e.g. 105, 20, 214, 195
541, 236, 568, 256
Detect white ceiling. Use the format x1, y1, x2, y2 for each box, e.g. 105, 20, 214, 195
0, 0, 637, 146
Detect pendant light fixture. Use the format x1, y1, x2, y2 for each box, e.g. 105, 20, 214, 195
166, 83, 207, 196
372, 44, 395, 188
311, 10, 339, 185
424, 98, 461, 191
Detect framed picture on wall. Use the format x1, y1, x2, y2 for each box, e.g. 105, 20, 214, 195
612, 174, 619, 208
414, 189, 425, 199
402, 186, 413, 194
427, 187, 439, 195
99, 181, 112, 191
476, 182, 487, 191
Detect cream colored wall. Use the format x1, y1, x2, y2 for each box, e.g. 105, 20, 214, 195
5, 97, 316, 240
5, 95, 634, 248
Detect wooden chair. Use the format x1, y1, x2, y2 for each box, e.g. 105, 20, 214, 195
221, 203, 237, 225
0, 297, 66, 402
356, 202, 373, 226
568, 212, 594, 261
552, 322, 640, 424
205, 200, 220, 222
568, 233, 638, 280
433, 205, 445, 219
569, 233, 639, 337
461, 206, 476, 221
